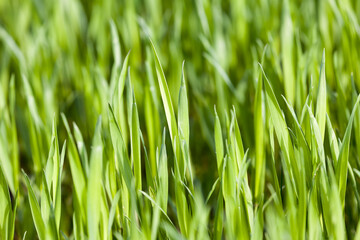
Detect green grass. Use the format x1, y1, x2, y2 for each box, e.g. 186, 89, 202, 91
1, 0, 360, 239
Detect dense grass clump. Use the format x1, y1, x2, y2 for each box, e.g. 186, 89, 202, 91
1, 0, 360, 239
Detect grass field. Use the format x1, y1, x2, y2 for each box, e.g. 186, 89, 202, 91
1, 0, 360, 239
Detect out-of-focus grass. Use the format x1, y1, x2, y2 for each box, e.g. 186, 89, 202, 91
1, 0, 360, 239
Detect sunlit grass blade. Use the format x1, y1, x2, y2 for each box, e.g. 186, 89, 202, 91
55, 140, 66, 231
280, 0, 295, 105
336, 94, 360, 207
158, 129, 168, 213
144, 87, 158, 178
254, 64, 264, 201
9, 76, 19, 193
61, 113, 87, 222
40, 172, 58, 239
130, 98, 142, 192
261, 65, 298, 192
87, 117, 103, 240
178, 61, 189, 148
149, 39, 178, 143
108, 104, 134, 195
22, 170, 47, 240
315, 50, 327, 141
0, 121, 16, 194
73, 123, 89, 176
214, 107, 224, 173
0, 164, 15, 240
326, 114, 339, 162
112, 51, 131, 145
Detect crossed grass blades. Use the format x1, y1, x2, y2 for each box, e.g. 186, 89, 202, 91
1, 0, 360, 239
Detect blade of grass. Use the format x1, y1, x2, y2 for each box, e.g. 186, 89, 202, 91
336, 94, 360, 207
87, 117, 103, 240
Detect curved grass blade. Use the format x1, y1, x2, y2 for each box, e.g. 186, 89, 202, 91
149, 39, 178, 143
214, 107, 224, 174
315, 50, 327, 141
61, 113, 87, 222
22, 170, 47, 240
178, 61, 189, 147
87, 117, 103, 240
254, 65, 264, 201
336, 95, 360, 207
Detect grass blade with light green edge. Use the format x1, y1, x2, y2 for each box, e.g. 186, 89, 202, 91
158, 129, 168, 213
148, 129, 168, 240
320, 162, 346, 239
308, 187, 322, 240
213, 188, 224, 240
233, 109, 245, 161
214, 107, 224, 173
315, 50, 327, 141
108, 103, 131, 233
22, 170, 47, 240
178, 61, 194, 183
326, 114, 339, 162
101, 187, 110, 239
9, 190, 18, 240
61, 113, 87, 222
108, 104, 133, 194
42, 116, 63, 234
237, 151, 251, 240
73, 123, 89, 176
139, 129, 154, 190
40, 172, 58, 240
108, 190, 121, 237
205, 178, 219, 204
173, 136, 190, 238
282, 96, 312, 183
44, 117, 59, 201
87, 117, 103, 240
9, 76, 19, 193
336, 94, 360, 208
268, 121, 283, 208
281, 96, 307, 239
261, 65, 299, 192
0, 121, 15, 194
22, 74, 44, 173
131, 99, 142, 192
280, 0, 295, 105
112, 51, 131, 145
254, 63, 264, 201
126, 69, 134, 130
55, 140, 66, 231
113, 51, 131, 105
0, 165, 12, 240
352, 78, 360, 168
110, 20, 121, 70
21, 74, 43, 127
144, 87, 158, 178
308, 106, 325, 167
178, 61, 189, 148
149, 39, 178, 144
222, 154, 239, 239
174, 176, 190, 237
109, 19, 121, 100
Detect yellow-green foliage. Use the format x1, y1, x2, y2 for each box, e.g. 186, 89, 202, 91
0, 0, 360, 239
